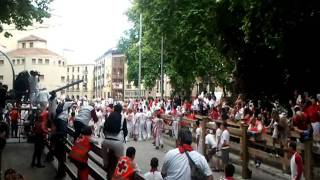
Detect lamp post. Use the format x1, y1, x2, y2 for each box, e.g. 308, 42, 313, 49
138, 14, 142, 98
0, 50, 15, 89
160, 36, 164, 99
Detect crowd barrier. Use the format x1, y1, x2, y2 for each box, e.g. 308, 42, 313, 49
161, 114, 320, 180
46, 127, 145, 180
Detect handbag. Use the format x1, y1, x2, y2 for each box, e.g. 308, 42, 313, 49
185, 151, 207, 180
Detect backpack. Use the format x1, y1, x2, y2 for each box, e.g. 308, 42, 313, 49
185, 151, 207, 180
55, 102, 64, 117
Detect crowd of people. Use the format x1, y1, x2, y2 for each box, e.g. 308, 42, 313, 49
1, 83, 319, 180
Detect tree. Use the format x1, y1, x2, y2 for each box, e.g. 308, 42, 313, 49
213, 0, 320, 102
0, 0, 52, 37
118, 0, 234, 98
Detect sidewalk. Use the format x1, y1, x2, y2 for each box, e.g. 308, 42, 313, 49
1, 140, 61, 180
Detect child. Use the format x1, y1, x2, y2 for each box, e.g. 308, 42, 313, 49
224, 164, 235, 180
144, 157, 163, 180
69, 126, 96, 180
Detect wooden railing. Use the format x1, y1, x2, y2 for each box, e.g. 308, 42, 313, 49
161, 114, 319, 180
47, 126, 145, 180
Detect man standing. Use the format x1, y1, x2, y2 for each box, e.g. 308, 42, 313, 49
220, 122, 230, 168
289, 141, 303, 180
161, 128, 213, 180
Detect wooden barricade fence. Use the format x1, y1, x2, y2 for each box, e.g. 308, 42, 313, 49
160, 114, 318, 180
46, 126, 145, 180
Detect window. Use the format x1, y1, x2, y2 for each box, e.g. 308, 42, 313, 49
39, 75, 44, 80
77, 67, 80, 72
85, 66, 88, 72
77, 75, 80, 80
32, 59, 36, 64
61, 76, 65, 82
17, 59, 20, 64
45, 59, 49, 64
67, 75, 69, 82
62, 61, 65, 66
0, 60, 4, 65
72, 75, 74, 81
72, 67, 74, 72
21, 59, 25, 64
29, 42, 33, 48
38, 59, 43, 64
67, 67, 69, 72
0, 75, 3, 80
12, 59, 15, 64
58, 60, 61, 65
22, 43, 26, 48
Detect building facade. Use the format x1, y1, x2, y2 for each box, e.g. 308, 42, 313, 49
65, 64, 95, 99
94, 49, 125, 100
0, 35, 67, 91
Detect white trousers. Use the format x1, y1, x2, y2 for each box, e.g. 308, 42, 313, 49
146, 120, 152, 139
139, 120, 147, 141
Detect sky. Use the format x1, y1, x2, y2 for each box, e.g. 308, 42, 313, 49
0, 0, 132, 64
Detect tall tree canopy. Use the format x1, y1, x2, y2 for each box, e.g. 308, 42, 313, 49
119, 0, 320, 100
0, 0, 52, 37
118, 0, 233, 98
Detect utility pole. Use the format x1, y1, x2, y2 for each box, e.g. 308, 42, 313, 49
160, 36, 164, 99
138, 14, 142, 98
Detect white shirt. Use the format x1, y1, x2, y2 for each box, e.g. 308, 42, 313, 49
36, 90, 50, 103
161, 149, 212, 180
144, 171, 163, 180
57, 101, 74, 122
75, 105, 94, 125
205, 134, 217, 148
220, 129, 230, 149
216, 128, 222, 146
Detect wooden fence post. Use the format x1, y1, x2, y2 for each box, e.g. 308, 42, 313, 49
240, 122, 249, 179
201, 117, 208, 156
304, 139, 313, 180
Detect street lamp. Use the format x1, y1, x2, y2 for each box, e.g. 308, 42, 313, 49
0, 50, 15, 89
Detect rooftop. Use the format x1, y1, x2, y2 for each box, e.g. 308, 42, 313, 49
18, 35, 47, 42
7, 48, 62, 57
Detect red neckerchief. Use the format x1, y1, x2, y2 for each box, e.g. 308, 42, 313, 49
178, 144, 193, 153
224, 177, 235, 180
150, 168, 158, 174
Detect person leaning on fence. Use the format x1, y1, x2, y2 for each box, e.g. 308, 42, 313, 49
31, 108, 48, 168
102, 104, 128, 180
69, 126, 97, 180
73, 102, 98, 141
161, 128, 213, 180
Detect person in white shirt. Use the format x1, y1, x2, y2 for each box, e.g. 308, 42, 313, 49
74, 103, 98, 141
144, 157, 163, 180
138, 109, 147, 141
36, 88, 50, 111
195, 120, 203, 154
220, 122, 230, 168
205, 128, 219, 171
146, 108, 153, 140
161, 128, 213, 180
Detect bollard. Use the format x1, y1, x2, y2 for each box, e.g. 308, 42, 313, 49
240, 122, 249, 179
304, 139, 313, 180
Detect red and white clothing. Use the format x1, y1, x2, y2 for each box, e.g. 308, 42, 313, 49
290, 152, 303, 180
153, 118, 164, 147
144, 170, 163, 180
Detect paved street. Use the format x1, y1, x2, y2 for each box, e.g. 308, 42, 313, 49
1, 137, 289, 180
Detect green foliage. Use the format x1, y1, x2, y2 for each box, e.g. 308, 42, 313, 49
118, 0, 233, 97
0, 0, 52, 37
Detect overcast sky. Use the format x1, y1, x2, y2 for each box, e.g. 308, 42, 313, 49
0, 0, 132, 64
